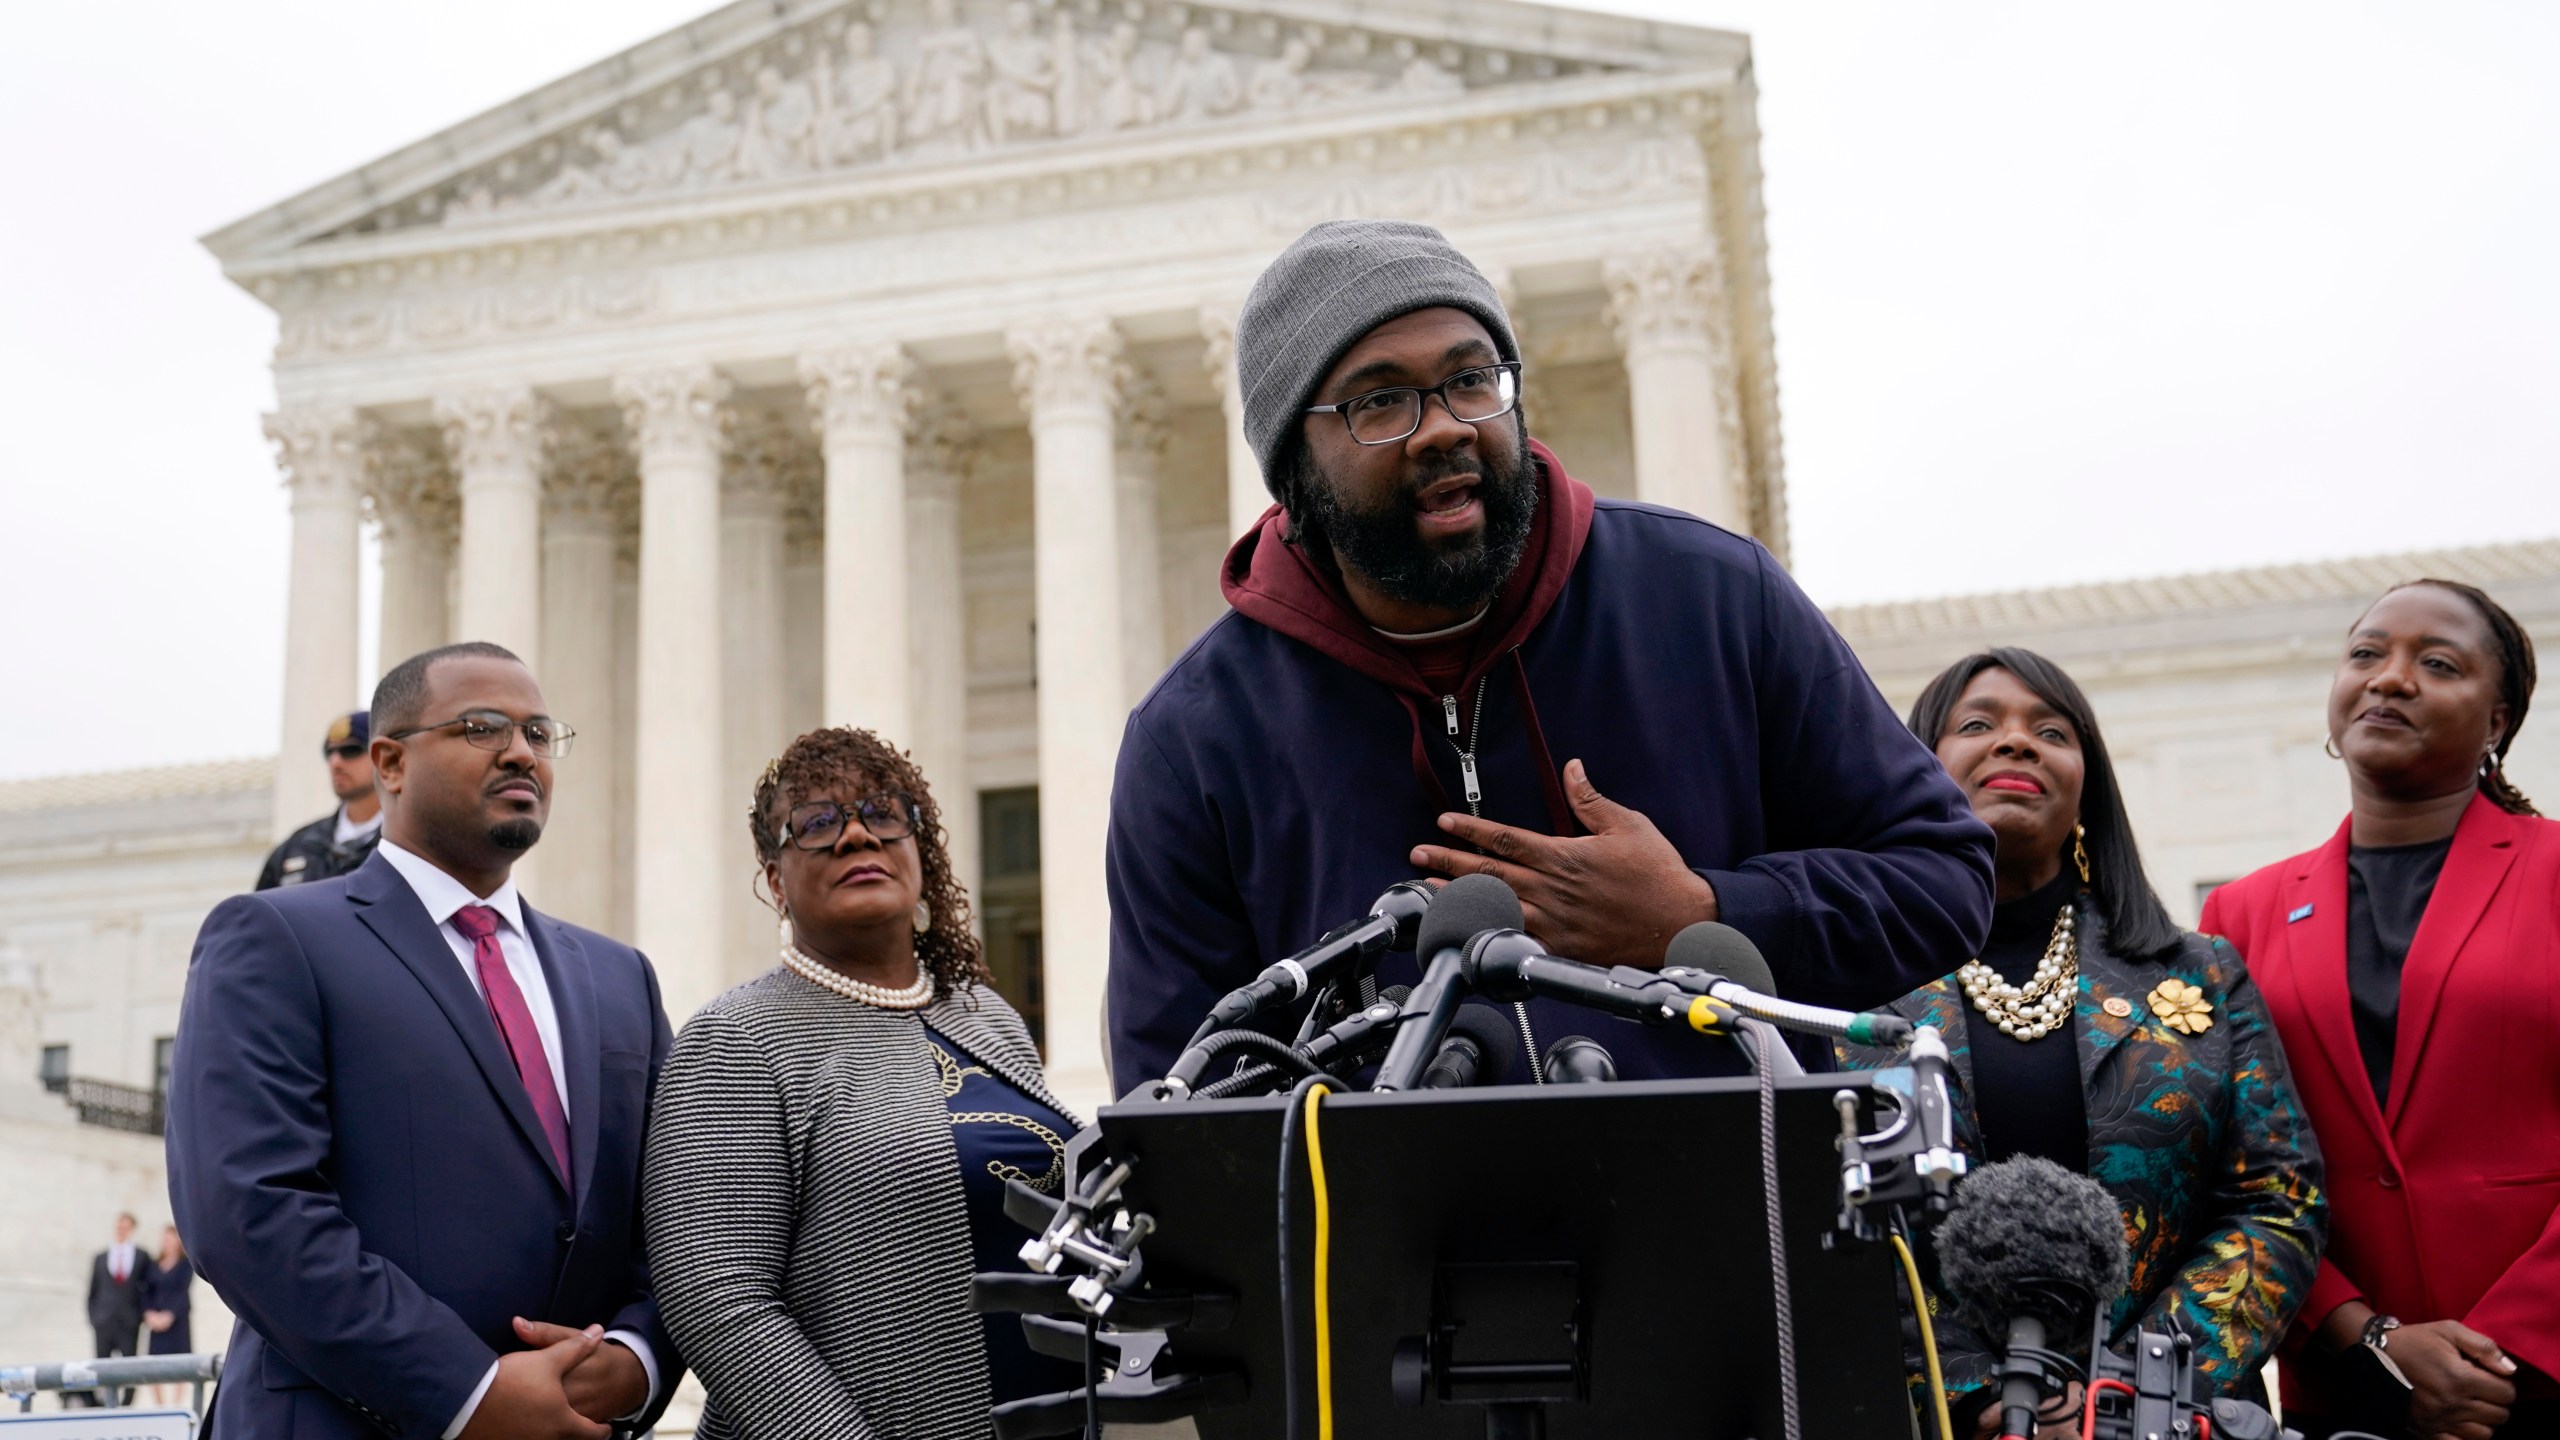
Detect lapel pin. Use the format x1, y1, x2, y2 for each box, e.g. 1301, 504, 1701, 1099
2101, 996, 2134, 1019
2287, 904, 2315, 923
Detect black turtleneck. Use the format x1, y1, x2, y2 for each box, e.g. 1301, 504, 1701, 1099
1966, 867, 2089, 1171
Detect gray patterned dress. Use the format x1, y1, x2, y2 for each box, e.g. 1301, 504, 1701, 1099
643, 969, 1077, 1440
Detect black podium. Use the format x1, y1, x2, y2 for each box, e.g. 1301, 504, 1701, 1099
1084, 1072, 1915, 1440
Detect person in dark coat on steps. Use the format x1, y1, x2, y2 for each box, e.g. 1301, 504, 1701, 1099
1105, 220, 1996, 1089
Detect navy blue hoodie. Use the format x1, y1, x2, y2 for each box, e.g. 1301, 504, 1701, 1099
1105, 443, 1994, 1088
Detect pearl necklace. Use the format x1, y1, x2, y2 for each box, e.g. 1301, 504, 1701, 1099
779, 943, 938, 1010
1955, 904, 2078, 1041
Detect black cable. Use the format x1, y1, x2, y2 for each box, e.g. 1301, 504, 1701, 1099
1084, 1310, 1100, 1440
1276, 1073, 1330, 1440
1186, 1027, 1326, 1085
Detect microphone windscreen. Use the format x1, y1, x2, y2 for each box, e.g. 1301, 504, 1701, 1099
1377, 985, 1413, 1006
1414, 875, 1524, 961
1664, 921, 1777, 996
1440, 1003, 1520, 1080
1933, 1157, 2128, 1339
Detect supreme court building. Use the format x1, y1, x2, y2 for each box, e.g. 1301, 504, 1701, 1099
201, 0, 1784, 1105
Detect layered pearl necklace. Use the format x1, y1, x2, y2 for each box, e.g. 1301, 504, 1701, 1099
780, 942, 938, 1010
1955, 903, 2078, 1041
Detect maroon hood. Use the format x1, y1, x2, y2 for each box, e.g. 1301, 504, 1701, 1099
1220, 439, 1596, 830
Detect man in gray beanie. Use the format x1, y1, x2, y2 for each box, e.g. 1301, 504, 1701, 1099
1103, 219, 1994, 1089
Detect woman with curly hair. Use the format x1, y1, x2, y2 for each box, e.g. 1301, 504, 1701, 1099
643, 726, 1081, 1439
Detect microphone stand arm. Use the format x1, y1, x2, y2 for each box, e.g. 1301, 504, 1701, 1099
1830, 1023, 1968, 1245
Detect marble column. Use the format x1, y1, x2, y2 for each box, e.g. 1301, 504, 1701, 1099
535, 421, 628, 933
264, 405, 365, 838
1603, 247, 1745, 531
722, 412, 796, 988
360, 423, 458, 672
615, 365, 732, 1023
435, 385, 553, 665
1115, 371, 1169, 707
610, 534, 641, 941
800, 344, 917, 744
1199, 303, 1270, 540
781, 466, 826, 742
1006, 317, 1127, 1103
906, 398, 978, 903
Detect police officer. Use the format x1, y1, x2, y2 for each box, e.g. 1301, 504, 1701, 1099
255, 711, 384, 890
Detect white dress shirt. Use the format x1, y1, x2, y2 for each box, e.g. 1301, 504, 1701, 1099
106, 1242, 137, 1283
373, 842, 658, 1434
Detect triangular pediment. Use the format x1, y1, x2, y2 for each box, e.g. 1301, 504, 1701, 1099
202, 0, 1747, 262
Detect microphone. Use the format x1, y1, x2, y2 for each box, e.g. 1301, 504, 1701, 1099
1422, 1005, 1520, 1089
1461, 929, 1734, 1032
1935, 1157, 2129, 1440
1167, 881, 1434, 1089
1540, 1035, 1615, 1084
1660, 922, 1914, 1047
1372, 876, 1523, 1092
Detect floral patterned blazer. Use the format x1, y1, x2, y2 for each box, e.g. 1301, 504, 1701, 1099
1837, 904, 2328, 1401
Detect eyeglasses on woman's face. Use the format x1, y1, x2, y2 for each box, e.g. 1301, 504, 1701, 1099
779, 794, 921, 851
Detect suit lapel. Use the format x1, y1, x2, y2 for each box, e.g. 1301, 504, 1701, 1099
345, 854, 569, 1196
2277, 824, 2392, 1154
926, 991, 1081, 1124
2385, 794, 2520, 1129
526, 907, 597, 1207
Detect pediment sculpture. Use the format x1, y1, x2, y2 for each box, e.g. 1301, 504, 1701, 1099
419, 0, 1572, 232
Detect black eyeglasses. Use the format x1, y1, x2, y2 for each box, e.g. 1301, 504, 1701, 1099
1304, 361, 1522, 446
779, 794, 921, 850
383, 710, 576, 758
323, 744, 367, 761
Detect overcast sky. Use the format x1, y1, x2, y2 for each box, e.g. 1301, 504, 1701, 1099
3, 1, 2555, 781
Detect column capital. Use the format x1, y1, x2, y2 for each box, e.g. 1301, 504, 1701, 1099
1116, 368, 1171, 466
264, 405, 364, 503
1602, 246, 1728, 354
723, 407, 812, 513
359, 421, 459, 545
906, 394, 975, 503
1197, 301, 1241, 398
800, 343, 921, 441
433, 384, 554, 480
544, 416, 634, 532
614, 365, 732, 468
1007, 317, 1125, 420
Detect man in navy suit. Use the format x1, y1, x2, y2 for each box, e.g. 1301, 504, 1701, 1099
169, 641, 681, 1439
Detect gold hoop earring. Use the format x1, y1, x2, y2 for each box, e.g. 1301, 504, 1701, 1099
2323, 736, 2343, 760
914, 900, 933, 934
2072, 822, 2092, 886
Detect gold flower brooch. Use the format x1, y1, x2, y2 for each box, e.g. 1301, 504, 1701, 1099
2147, 980, 2214, 1035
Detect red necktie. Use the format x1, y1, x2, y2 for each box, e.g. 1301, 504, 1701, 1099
112, 1254, 126, 1283
449, 905, 572, 1185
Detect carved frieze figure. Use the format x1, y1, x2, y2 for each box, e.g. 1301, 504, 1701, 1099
736, 66, 819, 179
1247, 39, 1315, 111
814, 21, 901, 165
905, 0, 990, 152
1160, 26, 1241, 123
1086, 22, 1152, 133
1397, 57, 1465, 97
1049, 11, 1086, 134
984, 1, 1058, 144
645, 86, 746, 186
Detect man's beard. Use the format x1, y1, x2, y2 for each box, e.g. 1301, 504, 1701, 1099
1291, 433, 1538, 613
488, 818, 543, 851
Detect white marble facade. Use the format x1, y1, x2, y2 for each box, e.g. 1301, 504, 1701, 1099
205, 0, 1786, 1105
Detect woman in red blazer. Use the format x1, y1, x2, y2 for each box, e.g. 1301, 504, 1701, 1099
2203, 578, 2550, 1440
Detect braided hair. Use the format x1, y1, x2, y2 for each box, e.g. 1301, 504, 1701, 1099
749, 726, 990, 995
2380, 579, 2539, 816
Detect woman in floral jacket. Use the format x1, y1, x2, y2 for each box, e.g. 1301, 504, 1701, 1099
1840, 648, 2326, 1433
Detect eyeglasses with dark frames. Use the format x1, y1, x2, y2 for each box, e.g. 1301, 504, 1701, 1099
778, 794, 922, 851
1303, 361, 1522, 447
382, 711, 576, 758
323, 743, 367, 761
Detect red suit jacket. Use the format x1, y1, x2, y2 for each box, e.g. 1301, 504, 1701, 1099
2202, 793, 2560, 1393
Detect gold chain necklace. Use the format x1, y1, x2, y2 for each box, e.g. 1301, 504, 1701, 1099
1955, 904, 2078, 1041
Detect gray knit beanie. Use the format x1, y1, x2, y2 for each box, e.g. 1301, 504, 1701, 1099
1237, 220, 1520, 498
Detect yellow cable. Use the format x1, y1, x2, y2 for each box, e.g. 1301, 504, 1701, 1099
1891, 1230, 1955, 1440
1302, 1083, 1336, 1440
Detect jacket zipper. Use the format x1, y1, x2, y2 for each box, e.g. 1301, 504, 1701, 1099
1441, 673, 1541, 1083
